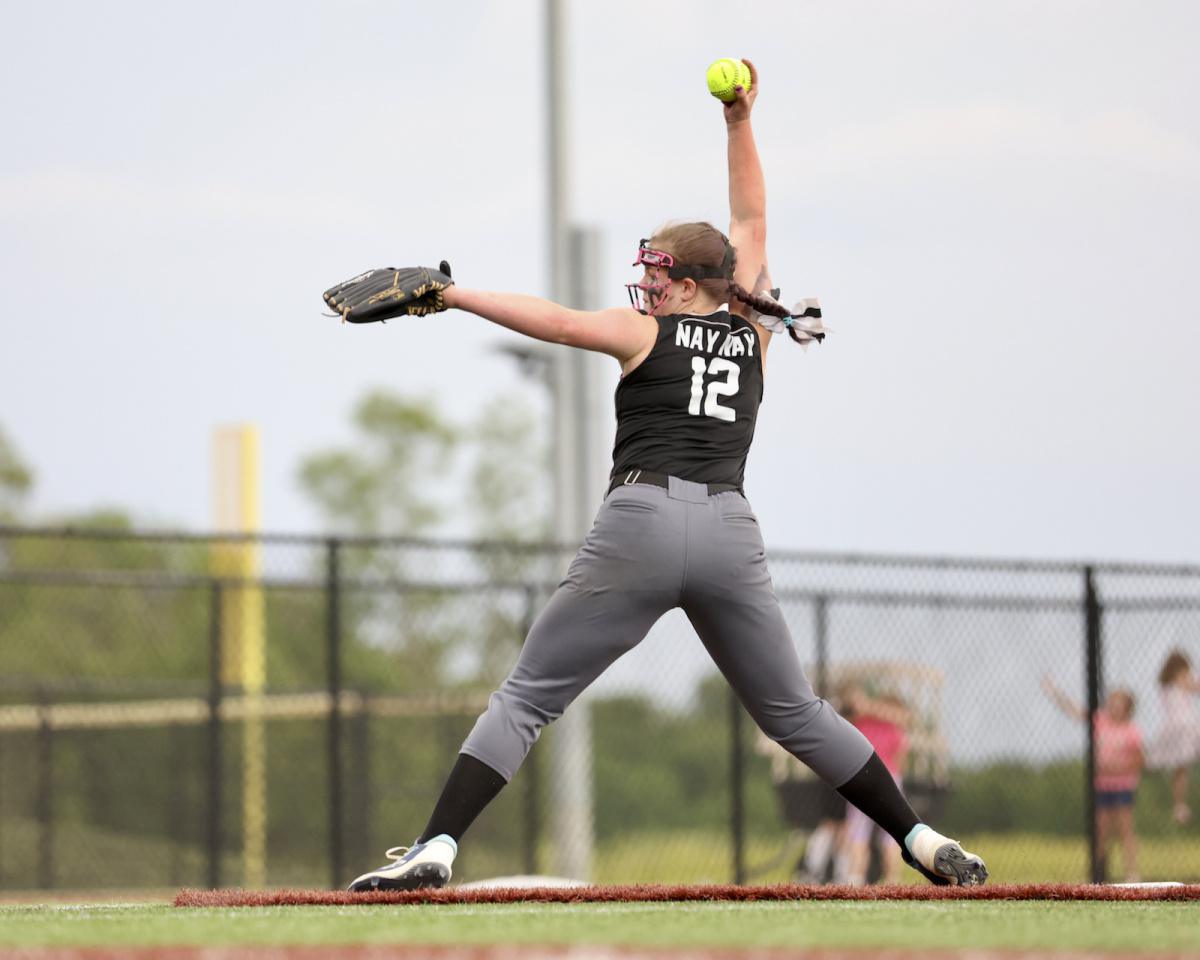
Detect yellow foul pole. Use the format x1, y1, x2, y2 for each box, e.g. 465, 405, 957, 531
211, 425, 266, 889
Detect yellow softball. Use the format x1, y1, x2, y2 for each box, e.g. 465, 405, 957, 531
706, 58, 751, 103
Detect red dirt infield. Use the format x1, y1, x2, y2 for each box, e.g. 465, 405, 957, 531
175, 881, 1200, 907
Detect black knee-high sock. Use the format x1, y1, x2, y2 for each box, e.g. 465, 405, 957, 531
836, 751, 920, 848
418, 753, 508, 844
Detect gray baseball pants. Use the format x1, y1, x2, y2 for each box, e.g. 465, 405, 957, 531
460, 476, 873, 786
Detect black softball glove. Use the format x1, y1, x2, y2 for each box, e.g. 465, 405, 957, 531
323, 261, 453, 323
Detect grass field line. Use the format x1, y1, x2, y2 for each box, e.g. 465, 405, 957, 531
5, 946, 1200, 960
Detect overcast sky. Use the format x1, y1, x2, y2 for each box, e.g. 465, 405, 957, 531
2, 0, 1197, 563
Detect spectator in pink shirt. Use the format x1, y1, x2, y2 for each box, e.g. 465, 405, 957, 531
840, 686, 911, 885
1043, 676, 1144, 882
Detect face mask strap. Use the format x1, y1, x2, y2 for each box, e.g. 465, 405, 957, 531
666, 240, 734, 282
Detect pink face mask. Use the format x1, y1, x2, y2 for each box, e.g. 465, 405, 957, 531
625, 240, 674, 313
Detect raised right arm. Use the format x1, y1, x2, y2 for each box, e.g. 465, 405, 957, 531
444, 287, 657, 368
724, 59, 767, 293
722, 60, 774, 354
1041, 676, 1087, 722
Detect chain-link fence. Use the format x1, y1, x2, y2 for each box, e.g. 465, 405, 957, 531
1, 526, 1198, 891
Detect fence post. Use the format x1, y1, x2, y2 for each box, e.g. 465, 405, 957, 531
168, 725, 185, 887
207, 580, 223, 889
1084, 566, 1104, 883
353, 700, 372, 869
729, 688, 746, 885
0, 736, 5, 887
326, 538, 344, 888
521, 587, 540, 876
814, 595, 829, 696
36, 688, 53, 890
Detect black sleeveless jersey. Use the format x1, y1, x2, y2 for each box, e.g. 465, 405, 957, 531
611, 309, 764, 486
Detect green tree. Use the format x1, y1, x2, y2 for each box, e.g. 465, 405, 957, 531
0, 425, 33, 522
1, 506, 212, 687
294, 389, 551, 691
467, 396, 550, 544
296, 391, 458, 688
298, 391, 458, 537
464, 395, 550, 682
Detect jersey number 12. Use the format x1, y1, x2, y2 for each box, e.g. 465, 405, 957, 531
688, 357, 739, 422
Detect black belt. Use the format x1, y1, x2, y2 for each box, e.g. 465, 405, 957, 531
607, 469, 742, 498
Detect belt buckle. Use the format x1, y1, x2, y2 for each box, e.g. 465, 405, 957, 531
623, 469, 642, 486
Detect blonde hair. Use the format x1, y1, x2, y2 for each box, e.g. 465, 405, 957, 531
1108, 687, 1136, 719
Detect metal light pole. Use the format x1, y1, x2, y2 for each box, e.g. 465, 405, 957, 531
545, 0, 597, 882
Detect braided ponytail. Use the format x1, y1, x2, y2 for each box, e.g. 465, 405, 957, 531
729, 283, 788, 318
730, 283, 823, 344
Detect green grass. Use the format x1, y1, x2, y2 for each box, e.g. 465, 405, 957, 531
598, 830, 1200, 885
3, 822, 1198, 893
7, 809, 1200, 889
2, 901, 1199, 951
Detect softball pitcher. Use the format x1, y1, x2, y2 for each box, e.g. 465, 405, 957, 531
338, 61, 987, 891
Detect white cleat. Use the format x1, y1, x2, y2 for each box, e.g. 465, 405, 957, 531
347, 835, 457, 892
902, 827, 988, 887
